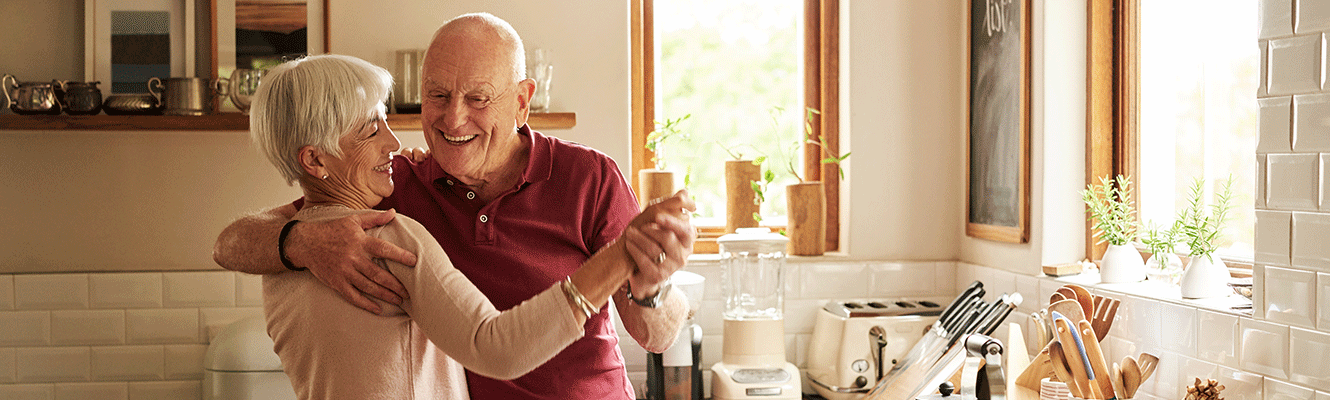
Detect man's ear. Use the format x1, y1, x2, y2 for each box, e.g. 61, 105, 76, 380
514, 78, 536, 128
297, 145, 328, 179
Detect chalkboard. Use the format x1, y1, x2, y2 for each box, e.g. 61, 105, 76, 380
966, 0, 1030, 243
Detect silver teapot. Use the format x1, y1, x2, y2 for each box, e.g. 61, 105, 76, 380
57, 80, 104, 115
2, 74, 62, 115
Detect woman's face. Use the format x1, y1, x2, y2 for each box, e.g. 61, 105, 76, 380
323, 111, 400, 208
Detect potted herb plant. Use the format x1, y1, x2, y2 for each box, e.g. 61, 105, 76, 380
1081, 174, 1145, 283
717, 113, 772, 233
1176, 176, 1236, 299
784, 108, 849, 256
1141, 220, 1184, 284
640, 114, 690, 208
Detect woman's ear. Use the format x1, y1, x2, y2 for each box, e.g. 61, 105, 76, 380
297, 145, 328, 179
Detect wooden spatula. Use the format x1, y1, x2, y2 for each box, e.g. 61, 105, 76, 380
1137, 352, 1159, 382
1090, 296, 1119, 341
1048, 341, 1084, 399
1065, 284, 1095, 317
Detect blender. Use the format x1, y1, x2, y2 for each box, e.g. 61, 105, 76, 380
710, 228, 801, 400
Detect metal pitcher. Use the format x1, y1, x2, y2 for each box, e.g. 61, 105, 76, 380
2, 74, 62, 115
57, 81, 104, 115
149, 77, 209, 116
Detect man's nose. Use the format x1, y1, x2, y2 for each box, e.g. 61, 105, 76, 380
443, 98, 468, 129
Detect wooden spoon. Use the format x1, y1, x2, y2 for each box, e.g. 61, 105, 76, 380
1049, 299, 1087, 325
1121, 356, 1142, 398
1137, 353, 1159, 383
1065, 284, 1095, 317
1048, 341, 1085, 399
1055, 287, 1078, 304
1111, 362, 1129, 400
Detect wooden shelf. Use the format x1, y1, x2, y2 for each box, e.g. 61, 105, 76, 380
0, 112, 577, 131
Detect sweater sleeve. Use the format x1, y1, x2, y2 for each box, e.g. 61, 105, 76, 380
373, 216, 585, 380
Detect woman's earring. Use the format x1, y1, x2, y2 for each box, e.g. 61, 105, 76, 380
321, 174, 328, 180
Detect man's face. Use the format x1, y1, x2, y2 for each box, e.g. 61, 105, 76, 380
419, 33, 534, 185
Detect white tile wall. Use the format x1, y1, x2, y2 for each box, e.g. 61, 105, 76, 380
0, 275, 13, 310
162, 272, 234, 308
1289, 327, 1330, 388
53, 382, 126, 400
1264, 266, 1317, 328
1160, 301, 1198, 358
15, 275, 88, 310
1263, 96, 1294, 153
50, 310, 124, 346
0, 348, 14, 384
1197, 309, 1240, 369
1266, 378, 1316, 400
1221, 367, 1267, 400
1260, 154, 1269, 208
1240, 318, 1290, 379
800, 262, 867, 298
128, 380, 200, 400
1261, 0, 1295, 39
16, 347, 89, 383
0, 384, 55, 400
234, 274, 263, 307
1295, 93, 1330, 151
0, 311, 50, 346
1262, 40, 1272, 97
868, 262, 935, 296
1293, 212, 1330, 271
1269, 35, 1323, 95
90, 346, 163, 382
162, 345, 206, 381
126, 309, 199, 344
88, 273, 161, 309
1320, 273, 1330, 331
1323, 154, 1330, 211
1267, 154, 1320, 210
1257, 210, 1293, 266
1300, 0, 1330, 33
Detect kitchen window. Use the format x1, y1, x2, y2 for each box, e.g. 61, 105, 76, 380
1090, 0, 1256, 266
631, 0, 840, 253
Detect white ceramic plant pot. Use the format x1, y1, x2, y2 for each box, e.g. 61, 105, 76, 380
1180, 254, 1231, 299
1100, 244, 1146, 283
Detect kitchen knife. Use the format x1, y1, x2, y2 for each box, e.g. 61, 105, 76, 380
979, 292, 1023, 336
937, 281, 985, 328
1052, 311, 1100, 399
958, 296, 1004, 339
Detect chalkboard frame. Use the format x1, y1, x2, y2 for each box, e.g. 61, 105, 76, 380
965, 0, 1031, 243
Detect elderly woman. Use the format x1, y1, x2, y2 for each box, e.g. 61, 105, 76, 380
250, 54, 686, 399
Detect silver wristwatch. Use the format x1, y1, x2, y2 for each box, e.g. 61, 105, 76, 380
626, 281, 673, 308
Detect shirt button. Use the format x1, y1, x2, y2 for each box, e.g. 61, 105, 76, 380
446, 180, 454, 186
466, 191, 476, 200
479, 215, 489, 223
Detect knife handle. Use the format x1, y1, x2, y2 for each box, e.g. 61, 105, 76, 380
938, 281, 984, 327
1078, 319, 1115, 399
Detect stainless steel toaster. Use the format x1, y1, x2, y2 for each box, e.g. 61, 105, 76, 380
806, 298, 945, 400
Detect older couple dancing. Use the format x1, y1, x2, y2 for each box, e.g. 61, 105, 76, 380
215, 13, 694, 400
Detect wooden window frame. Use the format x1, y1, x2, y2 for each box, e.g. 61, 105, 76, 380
1086, 0, 1252, 275
631, 0, 840, 254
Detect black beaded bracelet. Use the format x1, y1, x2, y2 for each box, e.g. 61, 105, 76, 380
278, 219, 307, 271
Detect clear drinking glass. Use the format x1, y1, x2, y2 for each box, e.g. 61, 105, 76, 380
228, 69, 266, 114
528, 49, 553, 112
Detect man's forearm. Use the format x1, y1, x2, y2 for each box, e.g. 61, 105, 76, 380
212, 205, 296, 275
616, 286, 689, 353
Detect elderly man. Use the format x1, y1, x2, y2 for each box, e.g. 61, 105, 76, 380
214, 12, 692, 400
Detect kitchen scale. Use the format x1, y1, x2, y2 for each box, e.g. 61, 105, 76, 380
710, 228, 801, 400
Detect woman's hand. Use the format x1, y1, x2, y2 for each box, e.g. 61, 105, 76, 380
401, 147, 430, 163
621, 190, 696, 300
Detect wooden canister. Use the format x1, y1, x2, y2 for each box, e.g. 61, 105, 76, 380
786, 181, 825, 255
638, 169, 676, 209
725, 160, 761, 233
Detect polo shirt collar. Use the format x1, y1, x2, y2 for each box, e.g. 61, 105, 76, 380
419, 124, 553, 187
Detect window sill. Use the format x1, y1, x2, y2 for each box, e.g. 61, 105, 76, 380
1038, 269, 1253, 317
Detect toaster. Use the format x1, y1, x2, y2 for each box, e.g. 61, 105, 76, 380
806, 298, 945, 400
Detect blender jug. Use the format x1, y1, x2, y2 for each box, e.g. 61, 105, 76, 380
711, 228, 800, 400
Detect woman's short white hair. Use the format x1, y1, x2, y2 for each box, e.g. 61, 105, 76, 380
250, 54, 393, 184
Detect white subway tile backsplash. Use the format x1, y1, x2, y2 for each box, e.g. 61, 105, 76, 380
1240, 318, 1290, 379
1160, 302, 1198, 358
0, 348, 14, 384
162, 272, 234, 308
801, 263, 866, 298
127, 380, 200, 400
126, 309, 198, 344
0, 275, 13, 310
1259, 0, 1293, 39
1262, 40, 1271, 97
1298, 0, 1330, 33
1152, 350, 1181, 398
1217, 366, 1265, 400
1118, 295, 1163, 353
1257, 211, 1293, 266
234, 273, 263, 307
1267, 154, 1321, 210
50, 310, 124, 346
0, 384, 55, 400
1320, 273, 1330, 331
1319, 391, 1330, 400
867, 262, 933, 296
1015, 274, 1041, 314
198, 308, 263, 342
1289, 327, 1330, 388
162, 345, 205, 380
1197, 309, 1240, 369
88, 273, 161, 309
1263, 96, 1294, 152
782, 299, 820, 335
1264, 266, 1317, 328
1295, 93, 1330, 151
1265, 377, 1315, 400
16, 347, 89, 383
1269, 35, 1323, 95
0, 311, 50, 346
1323, 154, 1330, 211
934, 261, 957, 296
53, 382, 126, 400
14, 275, 87, 310
1260, 154, 1269, 208
90, 346, 163, 382
1294, 213, 1330, 271
1256, 264, 1269, 319
1176, 356, 1220, 399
